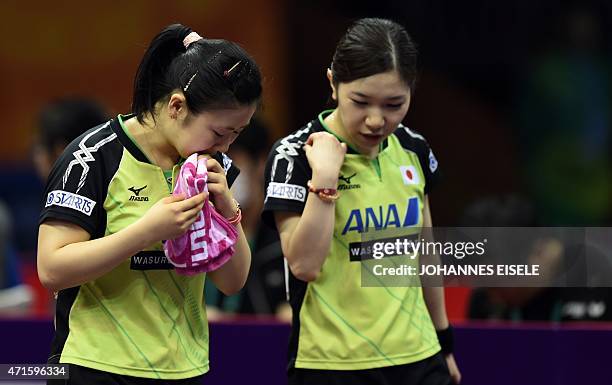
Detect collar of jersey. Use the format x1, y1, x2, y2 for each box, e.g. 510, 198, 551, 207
316, 109, 389, 156
111, 114, 153, 164
112, 114, 188, 169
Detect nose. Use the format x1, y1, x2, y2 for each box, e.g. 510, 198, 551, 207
365, 111, 385, 131
216, 136, 237, 153
216, 143, 230, 153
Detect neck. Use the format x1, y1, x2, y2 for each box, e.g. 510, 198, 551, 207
324, 110, 379, 158
324, 110, 344, 137
126, 116, 179, 169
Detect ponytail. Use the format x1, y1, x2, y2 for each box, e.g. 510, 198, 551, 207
131, 24, 262, 123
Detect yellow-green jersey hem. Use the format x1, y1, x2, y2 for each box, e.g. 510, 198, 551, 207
294, 344, 440, 370
60, 355, 209, 379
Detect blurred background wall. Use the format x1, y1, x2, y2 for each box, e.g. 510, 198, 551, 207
0, 0, 290, 254
1, 0, 611, 319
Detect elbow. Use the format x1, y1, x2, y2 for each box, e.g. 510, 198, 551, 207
217, 280, 245, 296
37, 268, 61, 292
37, 257, 64, 292
290, 262, 320, 282
217, 269, 249, 296
219, 286, 240, 296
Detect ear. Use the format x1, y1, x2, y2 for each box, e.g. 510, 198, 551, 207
167, 92, 187, 120
327, 68, 337, 101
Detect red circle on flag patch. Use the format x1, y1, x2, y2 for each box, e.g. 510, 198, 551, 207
405, 169, 413, 180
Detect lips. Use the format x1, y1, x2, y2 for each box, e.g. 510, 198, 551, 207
360, 133, 384, 145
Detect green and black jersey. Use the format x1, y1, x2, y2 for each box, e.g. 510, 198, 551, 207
39, 114, 239, 379
262, 110, 442, 370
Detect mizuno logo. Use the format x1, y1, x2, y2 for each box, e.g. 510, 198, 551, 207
128, 185, 147, 196
339, 173, 356, 184
128, 185, 149, 201
338, 172, 360, 190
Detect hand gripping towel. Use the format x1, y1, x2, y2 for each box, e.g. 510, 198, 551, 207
163, 153, 238, 275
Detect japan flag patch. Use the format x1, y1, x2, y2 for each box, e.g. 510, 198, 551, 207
400, 165, 420, 185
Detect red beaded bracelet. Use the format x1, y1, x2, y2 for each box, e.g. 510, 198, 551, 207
307, 180, 339, 202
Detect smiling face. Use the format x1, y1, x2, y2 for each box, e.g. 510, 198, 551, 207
329, 70, 411, 156
180, 104, 257, 155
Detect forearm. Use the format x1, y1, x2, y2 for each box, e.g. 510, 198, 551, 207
421, 196, 449, 330
423, 286, 449, 329
38, 221, 153, 292
207, 223, 251, 295
284, 194, 336, 281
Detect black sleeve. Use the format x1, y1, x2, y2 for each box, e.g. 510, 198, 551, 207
395, 126, 441, 194
261, 137, 312, 229
420, 142, 440, 195
214, 152, 240, 187
39, 138, 110, 238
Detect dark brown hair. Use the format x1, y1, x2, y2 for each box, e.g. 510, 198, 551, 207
331, 18, 418, 91
132, 23, 262, 123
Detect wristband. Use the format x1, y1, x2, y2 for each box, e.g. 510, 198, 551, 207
436, 325, 455, 355
307, 180, 339, 203
226, 199, 242, 225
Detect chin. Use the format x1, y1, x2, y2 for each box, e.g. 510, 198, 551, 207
184, 147, 213, 157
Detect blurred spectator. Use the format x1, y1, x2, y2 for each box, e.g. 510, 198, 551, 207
32, 98, 108, 180
28, 98, 107, 315
465, 194, 612, 321
205, 118, 289, 320
0, 200, 33, 313
515, 3, 612, 225
2, 98, 107, 315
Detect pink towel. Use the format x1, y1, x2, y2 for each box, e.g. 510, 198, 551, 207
164, 153, 238, 275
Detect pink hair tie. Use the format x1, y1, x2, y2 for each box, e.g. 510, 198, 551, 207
183, 32, 203, 49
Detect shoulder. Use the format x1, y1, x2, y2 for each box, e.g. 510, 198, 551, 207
391, 124, 441, 191
263, 119, 319, 205
392, 124, 432, 155
58, 121, 120, 163
51, 121, 121, 183
41, 120, 120, 235
266, 119, 320, 174
269, 120, 318, 157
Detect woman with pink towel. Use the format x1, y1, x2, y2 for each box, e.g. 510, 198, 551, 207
38, 23, 261, 385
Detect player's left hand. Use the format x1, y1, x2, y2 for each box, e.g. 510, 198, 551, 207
203, 156, 236, 218
445, 353, 461, 384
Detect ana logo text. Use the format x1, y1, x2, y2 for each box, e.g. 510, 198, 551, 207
342, 197, 419, 235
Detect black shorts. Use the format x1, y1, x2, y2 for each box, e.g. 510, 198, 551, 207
288, 352, 452, 385
47, 364, 204, 385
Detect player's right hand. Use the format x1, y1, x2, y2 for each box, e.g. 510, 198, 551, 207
304, 132, 347, 184
140, 192, 207, 241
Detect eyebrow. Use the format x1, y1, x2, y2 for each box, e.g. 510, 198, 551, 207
351, 92, 406, 101
221, 123, 250, 134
